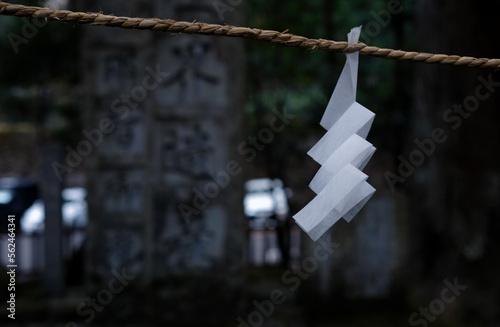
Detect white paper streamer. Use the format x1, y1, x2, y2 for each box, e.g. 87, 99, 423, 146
293, 26, 376, 242
308, 102, 375, 164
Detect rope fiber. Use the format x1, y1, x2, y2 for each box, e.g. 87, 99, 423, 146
1, 2, 500, 70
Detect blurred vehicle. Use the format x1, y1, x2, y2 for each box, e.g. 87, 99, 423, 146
0, 183, 87, 277
0, 178, 38, 233
21, 187, 88, 234
243, 178, 289, 230
0, 177, 87, 233
244, 178, 292, 266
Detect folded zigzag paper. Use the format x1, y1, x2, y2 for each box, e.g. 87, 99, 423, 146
293, 26, 376, 241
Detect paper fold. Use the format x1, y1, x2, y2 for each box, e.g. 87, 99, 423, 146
293, 26, 377, 241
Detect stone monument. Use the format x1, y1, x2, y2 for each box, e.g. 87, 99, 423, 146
81, 0, 245, 324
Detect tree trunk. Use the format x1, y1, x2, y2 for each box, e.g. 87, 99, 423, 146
414, 1, 500, 323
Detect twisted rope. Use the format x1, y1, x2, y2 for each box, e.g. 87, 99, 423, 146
1, 2, 500, 70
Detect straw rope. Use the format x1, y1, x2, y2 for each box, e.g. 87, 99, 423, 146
1, 2, 500, 70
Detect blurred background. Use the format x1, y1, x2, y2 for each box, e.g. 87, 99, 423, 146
0, 0, 499, 326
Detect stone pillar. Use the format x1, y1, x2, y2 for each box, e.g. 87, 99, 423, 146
41, 144, 64, 295
81, 1, 245, 324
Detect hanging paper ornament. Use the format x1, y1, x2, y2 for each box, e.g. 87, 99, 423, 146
293, 26, 376, 241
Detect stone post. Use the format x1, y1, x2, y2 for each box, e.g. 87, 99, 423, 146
81, 0, 245, 324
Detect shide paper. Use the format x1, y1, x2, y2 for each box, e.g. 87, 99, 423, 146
293, 26, 376, 242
